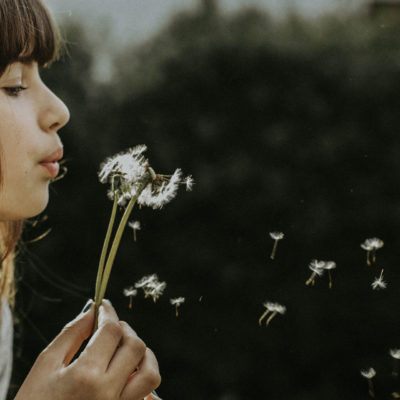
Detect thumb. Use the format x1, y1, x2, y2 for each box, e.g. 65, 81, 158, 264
46, 300, 95, 366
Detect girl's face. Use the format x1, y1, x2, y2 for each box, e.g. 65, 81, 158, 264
0, 61, 70, 221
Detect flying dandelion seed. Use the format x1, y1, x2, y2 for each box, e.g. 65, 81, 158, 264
390, 349, 400, 377
258, 301, 286, 326
135, 274, 166, 302
360, 367, 376, 398
269, 232, 284, 260
123, 286, 137, 309
305, 260, 325, 286
134, 274, 158, 290
184, 175, 194, 191
323, 261, 337, 289
361, 238, 384, 266
170, 297, 185, 317
128, 220, 141, 242
371, 269, 387, 290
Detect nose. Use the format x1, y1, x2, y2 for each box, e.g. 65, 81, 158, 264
38, 84, 70, 133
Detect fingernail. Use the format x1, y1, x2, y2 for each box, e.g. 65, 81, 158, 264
82, 299, 93, 313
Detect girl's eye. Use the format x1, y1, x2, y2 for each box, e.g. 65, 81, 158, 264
3, 86, 27, 97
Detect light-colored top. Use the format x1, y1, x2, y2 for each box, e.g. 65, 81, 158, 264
0, 299, 12, 400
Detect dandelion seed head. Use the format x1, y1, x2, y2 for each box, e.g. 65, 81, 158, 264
263, 301, 286, 315
361, 237, 384, 251
128, 220, 141, 231
390, 349, 400, 359
360, 368, 376, 379
98, 145, 148, 186
269, 231, 284, 240
123, 286, 138, 297
137, 169, 182, 209
170, 297, 185, 306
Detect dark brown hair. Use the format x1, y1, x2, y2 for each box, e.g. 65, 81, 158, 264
0, 0, 61, 305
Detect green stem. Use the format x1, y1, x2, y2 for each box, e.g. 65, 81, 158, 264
98, 177, 151, 304
94, 194, 119, 308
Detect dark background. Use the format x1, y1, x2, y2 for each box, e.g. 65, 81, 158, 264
8, 2, 400, 399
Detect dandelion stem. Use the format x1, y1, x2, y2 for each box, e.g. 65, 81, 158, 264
175, 306, 179, 317
129, 296, 133, 309
328, 271, 333, 289
98, 177, 151, 304
270, 240, 278, 260
259, 309, 270, 326
94, 193, 119, 310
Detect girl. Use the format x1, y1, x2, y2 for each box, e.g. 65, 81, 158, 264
0, 1, 161, 399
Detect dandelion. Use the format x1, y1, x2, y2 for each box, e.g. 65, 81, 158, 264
269, 232, 284, 260
170, 297, 185, 317
361, 237, 384, 266
258, 301, 286, 326
123, 286, 137, 309
390, 348, 400, 377
360, 367, 376, 398
323, 261, 337, 289
128, 220, 141, 242
93, 144, 193, 327
305, 260, 325, 286
371, 269, 387, 290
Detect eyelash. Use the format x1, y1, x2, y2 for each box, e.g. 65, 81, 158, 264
3, 86, 27, 97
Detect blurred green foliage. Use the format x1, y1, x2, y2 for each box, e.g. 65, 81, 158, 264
10, 5, 400, 400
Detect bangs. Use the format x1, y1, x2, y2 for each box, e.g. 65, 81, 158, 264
0, 0, 61, 75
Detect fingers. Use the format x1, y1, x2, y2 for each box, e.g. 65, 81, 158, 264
43, 300, 95, 366
77, 300, 122, 370
106, 321, 147, 388
120, 348, 161, 400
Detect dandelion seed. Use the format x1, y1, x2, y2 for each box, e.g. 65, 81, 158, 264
170, 297, 185, 317
360, 367, 376, 398
371, 269, 387, 290
269, 231, 284, 260
361, 237, 384, 266
135, 274, 166, 302
258, 301, 286, 326
146, 281, 167, 303
134, 274, 158, 290
305, 260, 325, 286
128, 220, 141, 242
123, 286, 137, 309
184, 175, 194, 191
390, 349, 400, 377
323, 261, 337, 289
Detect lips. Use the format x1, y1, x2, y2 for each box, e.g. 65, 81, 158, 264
39, 147, 63, 178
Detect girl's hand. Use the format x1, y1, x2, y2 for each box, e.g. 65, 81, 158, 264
14, 300, 161, 400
